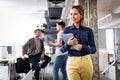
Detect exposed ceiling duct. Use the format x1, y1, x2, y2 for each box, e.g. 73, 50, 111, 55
42, 0, 65, 34
49, 7, 62, 19
98, 13, 120, 29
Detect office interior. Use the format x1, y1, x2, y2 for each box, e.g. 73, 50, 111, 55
0, 0, 120, 80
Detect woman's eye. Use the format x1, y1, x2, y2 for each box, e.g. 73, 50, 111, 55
74, 13, 78, 15
70, 13, 79, 16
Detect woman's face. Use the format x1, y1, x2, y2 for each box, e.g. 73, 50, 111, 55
70, 8, 83, 24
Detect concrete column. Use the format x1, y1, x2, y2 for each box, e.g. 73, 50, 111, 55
61, 0, 99, 79
79, 0, 100, 80
61, 0, 75, 25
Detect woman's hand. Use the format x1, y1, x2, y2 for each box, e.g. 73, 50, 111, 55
67, 37, 78, 46
72, 44, 82, 51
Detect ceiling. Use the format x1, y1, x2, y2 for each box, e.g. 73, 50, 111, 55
0, 0, 120, 28
0, 0, 48, 13
0, 0, 120, 45
0, 0, 48, 26
0, 0, 65, 34
97, 0, 120, 19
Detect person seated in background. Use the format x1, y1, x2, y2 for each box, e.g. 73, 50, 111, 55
22, 29, 51, 80
49, 21, 68, 80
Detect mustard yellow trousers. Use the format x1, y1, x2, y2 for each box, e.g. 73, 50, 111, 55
66, 55, 93, 80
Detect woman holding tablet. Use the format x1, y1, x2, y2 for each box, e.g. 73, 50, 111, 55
60, 5, 96, 80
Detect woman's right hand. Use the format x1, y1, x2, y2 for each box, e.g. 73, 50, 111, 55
67, 37, 78, 46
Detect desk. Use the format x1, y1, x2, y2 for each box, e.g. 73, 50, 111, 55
0, 58, 16, 62
0, 58, 16, 80
0, 66, 9, 80
0, 58, 16, 66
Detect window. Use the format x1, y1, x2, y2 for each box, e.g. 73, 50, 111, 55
106, 29, 114, 53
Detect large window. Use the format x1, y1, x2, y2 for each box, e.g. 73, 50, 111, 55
106, 29, 114, 53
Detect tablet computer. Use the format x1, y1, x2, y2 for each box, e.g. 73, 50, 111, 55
61, 33, 74, 43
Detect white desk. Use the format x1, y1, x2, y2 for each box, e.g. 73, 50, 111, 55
0, 57, 16, 62
0, 58, 16, 80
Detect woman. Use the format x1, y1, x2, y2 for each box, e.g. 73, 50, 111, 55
60, 5, 96, 80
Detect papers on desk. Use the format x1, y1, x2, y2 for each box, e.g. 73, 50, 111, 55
61, 33, 74, 43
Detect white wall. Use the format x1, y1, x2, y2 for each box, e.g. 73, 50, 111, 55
98, 29, 107, 50
0, 13, 45, 46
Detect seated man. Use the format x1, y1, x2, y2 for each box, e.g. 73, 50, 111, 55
22, 29, 51, 80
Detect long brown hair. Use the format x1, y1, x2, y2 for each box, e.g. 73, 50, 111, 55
72, 5, 86, 27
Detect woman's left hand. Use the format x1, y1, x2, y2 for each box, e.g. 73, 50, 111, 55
72, 44, 82, 51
